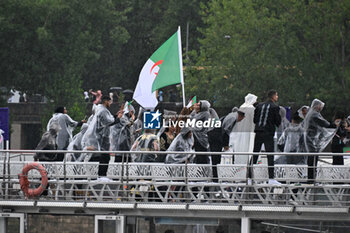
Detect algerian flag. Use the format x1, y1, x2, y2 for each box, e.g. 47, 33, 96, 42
133, 27, 184, 109
186, 96, 197, 108
123, 101, 131, 114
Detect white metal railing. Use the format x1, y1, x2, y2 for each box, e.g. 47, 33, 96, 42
0, 150, 350, 208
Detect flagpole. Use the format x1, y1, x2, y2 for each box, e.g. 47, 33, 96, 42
177, 26, 186, 107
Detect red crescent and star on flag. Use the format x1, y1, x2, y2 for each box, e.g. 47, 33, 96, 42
150, 60, 163, 77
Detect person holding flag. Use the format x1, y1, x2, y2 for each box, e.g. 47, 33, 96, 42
110, 101, 135, 162
186, 96, 197, 109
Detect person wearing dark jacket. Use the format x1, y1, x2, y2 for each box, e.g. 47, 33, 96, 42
331, 111, 349, 165
211, 110, 244, 182
251, 90, 281, 185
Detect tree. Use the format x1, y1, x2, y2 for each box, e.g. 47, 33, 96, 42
0, 0, 130, 109
186, 0, 350, 116
118, 0, 206, 90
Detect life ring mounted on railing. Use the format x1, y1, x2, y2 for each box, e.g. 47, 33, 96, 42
19, 162, 48, 198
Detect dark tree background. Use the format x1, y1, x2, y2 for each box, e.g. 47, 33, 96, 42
1, 0, 349, 118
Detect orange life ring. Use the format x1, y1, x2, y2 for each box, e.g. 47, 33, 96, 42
19, 162, 48, 198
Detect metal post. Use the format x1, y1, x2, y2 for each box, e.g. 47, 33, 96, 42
0, 217, 7, 233
63, 153, 66, 199
5, 141, 9, 199
241, 217, 251, 233
2, 151, 6, 199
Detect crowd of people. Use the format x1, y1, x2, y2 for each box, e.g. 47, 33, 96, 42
35, 90, 350, 184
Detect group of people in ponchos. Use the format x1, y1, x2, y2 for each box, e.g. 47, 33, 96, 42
35, 91, 350, 183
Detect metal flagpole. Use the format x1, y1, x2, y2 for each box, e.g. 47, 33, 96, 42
177, 26, 186, 107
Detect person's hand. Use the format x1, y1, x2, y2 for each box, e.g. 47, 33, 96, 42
81, 120, 87, 123
130, 111, 135, 121
117, 110, 123, 118
86, 146, 95, 151
334, 119, 341, 126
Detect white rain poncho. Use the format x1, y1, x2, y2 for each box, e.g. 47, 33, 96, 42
91, 103, 103, 116
66, 123, 89, 161
230, 93, 257, 164
131, 133, 159, 162
222, 112, 239, 135
133, 107, 145, 139
110, 113, 133, 153
165, 127, 194, 164
81, 105, 115, 152
34, 121, 61, 161
303, 99, 337, 153
208, 108, 219, 131
276, 123, 306, 164
47, 113, 79, 150
276, 107, 290, 141
189, 100, 211, 149
298, 105, 309, 119
209, 108, 219, 120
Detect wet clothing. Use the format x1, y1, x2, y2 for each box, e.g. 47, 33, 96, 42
165, 128, 194, 164
231, 93, 257, 164
190, 100, 211, 164
133, 107, 145, 139
277, 107, 290, 139
110, 114, 133, 162
277, 123, 306, 164
303, 99, 336, 182
34, 123, 60, 161
81, 105, 119, 176
82, 105, 118, 152
47, 113, 81, 151
67, 123, 89, 161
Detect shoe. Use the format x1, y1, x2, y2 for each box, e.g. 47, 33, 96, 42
289, 199, 298, 205
222, 190, 230, 199
97, 177, 113, 182
247, 179, 252, 185
268, 179, 281, 185
215, 191, 222, 198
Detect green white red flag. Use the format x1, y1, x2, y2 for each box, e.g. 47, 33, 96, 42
186, 96, 197, 108
133, 27, 184, 109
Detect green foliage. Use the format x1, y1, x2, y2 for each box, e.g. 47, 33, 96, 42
186, 0, 350, 117
0, 0, 130, 111
118, 0, 206, 90
0, 0, 205, 112
2, 0, 348, 120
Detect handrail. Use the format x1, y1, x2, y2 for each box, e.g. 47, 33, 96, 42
1, 149, 350, 207
0, 149, 349, 156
